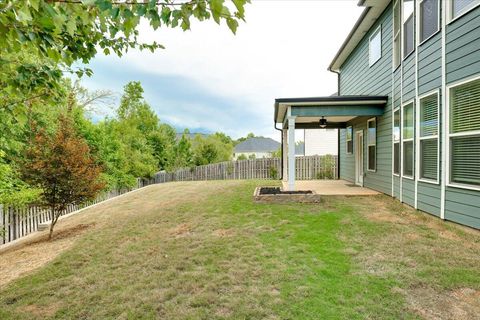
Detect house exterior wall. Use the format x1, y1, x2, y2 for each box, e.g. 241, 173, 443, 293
304, 129, 338, 156
337, 1, 480, 229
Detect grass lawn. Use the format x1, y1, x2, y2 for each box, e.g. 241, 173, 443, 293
0, 180, 479, 319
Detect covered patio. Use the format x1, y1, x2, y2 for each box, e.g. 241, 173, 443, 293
274, 95, 388, 191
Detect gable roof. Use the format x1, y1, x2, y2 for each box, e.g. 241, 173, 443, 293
329, 0, 390, 72
234, 137, 280, 153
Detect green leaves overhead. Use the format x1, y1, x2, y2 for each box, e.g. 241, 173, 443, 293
1, 0, 249, 67
0, 0, 249, 100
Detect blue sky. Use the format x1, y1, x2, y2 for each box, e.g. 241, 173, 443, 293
78, 1, 363, 140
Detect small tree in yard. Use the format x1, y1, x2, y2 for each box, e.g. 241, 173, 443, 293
22, 115, 105, 239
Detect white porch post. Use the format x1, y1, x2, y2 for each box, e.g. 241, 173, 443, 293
282, 129, 288, 182
287, 116, 296, 191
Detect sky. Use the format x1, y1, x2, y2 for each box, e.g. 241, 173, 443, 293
79, 0, 364, 140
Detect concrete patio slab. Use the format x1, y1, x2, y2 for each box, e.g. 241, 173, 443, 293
283, 180, 380, 196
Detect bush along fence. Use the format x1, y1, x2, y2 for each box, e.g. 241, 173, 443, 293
1, 155, 337, 246
142, 155, 338, 184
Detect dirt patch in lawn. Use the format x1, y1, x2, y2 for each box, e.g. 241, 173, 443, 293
17, 302, 61, 318
0, 224, 93, 288
169, 223, 192, 238
407, 287, 480, 320
212, 228, 235, 237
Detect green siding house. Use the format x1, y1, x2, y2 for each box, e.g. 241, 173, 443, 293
274, 0, 480, 229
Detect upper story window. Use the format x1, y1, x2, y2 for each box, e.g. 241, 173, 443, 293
450, 0, 480, 20
393, 0, 401, 68
369, 26, 382, 66
403, 0, 415, 58
419, 0, 439, 43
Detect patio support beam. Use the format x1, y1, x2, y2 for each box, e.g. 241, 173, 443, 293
282, 129, 288, 182
287, 116, 296, 191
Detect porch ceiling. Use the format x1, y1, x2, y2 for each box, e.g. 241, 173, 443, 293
274, 95, 388, 129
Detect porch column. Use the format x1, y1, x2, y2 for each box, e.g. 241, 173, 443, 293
282, 129, 288, 182
287, 116, 296, 191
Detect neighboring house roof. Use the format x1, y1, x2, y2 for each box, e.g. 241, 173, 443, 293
234, 137, 280, 153
329, 0, 390, 72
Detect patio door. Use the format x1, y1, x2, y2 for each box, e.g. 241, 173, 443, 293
355, 130, 364, 186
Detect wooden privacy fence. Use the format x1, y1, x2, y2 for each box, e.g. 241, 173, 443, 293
1, 155, 337, 246
0, 181, 152, 245
144, 155, 338, 184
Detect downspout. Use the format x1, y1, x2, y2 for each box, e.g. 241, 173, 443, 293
274, 122, 283, 180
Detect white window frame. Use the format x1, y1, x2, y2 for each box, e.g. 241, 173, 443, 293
367, 117, 377, 172
417, 90, 440, 184
402, 100, 415, 179
393, 0, 401, 69
393, 107, 401, 176
446, 74, 480, 191
448, 0, 480, 23
346, 126, 353, 154
369, 26, 382, 67
402, 0, 415, 60
418, 0, 440, 45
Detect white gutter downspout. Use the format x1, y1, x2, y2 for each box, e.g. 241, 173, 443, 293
440, 0, 447, 219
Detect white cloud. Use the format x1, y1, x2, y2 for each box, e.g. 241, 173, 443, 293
86, 1, 363, 139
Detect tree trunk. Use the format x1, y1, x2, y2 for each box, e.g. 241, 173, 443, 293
48, 207, 58, 240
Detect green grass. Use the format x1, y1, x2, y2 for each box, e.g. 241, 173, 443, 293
0, 180, 479, 319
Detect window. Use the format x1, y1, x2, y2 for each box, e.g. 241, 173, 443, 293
393, 0, 401, 68
367, 118, 376, 171
369, 26, 382, 66
449, 77, 480, 187
419, 0, 439, 43
403, 0, 415, 57
451, 0, 480, 20
346, 126, 353, 154
393, 109, 401, 175
419, 93, 439, 181
403, 102, 414, 177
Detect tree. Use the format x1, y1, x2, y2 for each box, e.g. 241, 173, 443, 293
0, 0, 249, 96
21, 115, 105, 239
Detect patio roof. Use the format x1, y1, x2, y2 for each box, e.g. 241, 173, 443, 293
274, 95, 388, 129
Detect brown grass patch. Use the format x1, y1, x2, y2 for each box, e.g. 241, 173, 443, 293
406, 287, 480, 320
168, 223, 192, 238
17, 303, 61, 318
0, 224, 94, 288
212, 228, 235, 237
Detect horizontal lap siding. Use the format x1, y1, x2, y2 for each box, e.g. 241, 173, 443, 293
402, 178, 415, 207
417, 182, 441, 217
417, 30, 443, 217
340, 129, 354, 183
340, 5, 393, 195
444, 8, 480, 228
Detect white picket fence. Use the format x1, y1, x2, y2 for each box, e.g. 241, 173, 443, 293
1, 155, 337, 246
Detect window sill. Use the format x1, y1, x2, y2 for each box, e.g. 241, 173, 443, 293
402, 50, 415, 61
418, 29, 440, 47
418, 178, 440, 185
393, 173, 400, 177
447, 182, 480, 192
403, 175, 415, 180
448, 3, 480, 25
367, 169, 377, 173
